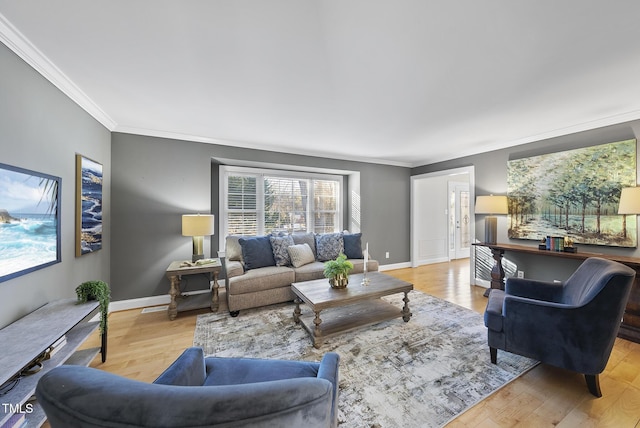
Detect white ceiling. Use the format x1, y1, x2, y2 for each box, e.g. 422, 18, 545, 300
2, 1, 640, 167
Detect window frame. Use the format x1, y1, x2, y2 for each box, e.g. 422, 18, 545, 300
220, 165, 343, 243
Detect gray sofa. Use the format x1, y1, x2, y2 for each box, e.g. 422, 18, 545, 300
224, 232, 379, 316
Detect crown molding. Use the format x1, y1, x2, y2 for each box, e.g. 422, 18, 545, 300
0, 13, 116, 130
410, 108, 640, 167
115, 125, 415, 168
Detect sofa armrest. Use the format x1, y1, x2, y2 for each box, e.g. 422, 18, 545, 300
505, 277, 564, 302
317, 352, 340, 428
37, 366, 334, 428
225, 260, 245, 279
348, 259, 379, 274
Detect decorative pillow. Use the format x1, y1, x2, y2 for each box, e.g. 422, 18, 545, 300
270, 234, 295, 266
225, 235, 245, 262
288, 243, 316, 268
315, 232, 344, 262
343, 233, 363, 259
292, 232, 316, 257
238, 236, 276, 271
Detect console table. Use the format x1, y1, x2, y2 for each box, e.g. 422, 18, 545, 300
0, 299, 106, 427
165, 259, 222, 320
474, 242, 640, 343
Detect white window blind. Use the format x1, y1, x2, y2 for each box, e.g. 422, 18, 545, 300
221, 166, 342, 237
226, 174, 258, 235
312, 179, 339, 233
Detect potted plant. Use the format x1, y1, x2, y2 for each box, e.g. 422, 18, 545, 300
323, 253, 354, 289
76, 280, 110, 334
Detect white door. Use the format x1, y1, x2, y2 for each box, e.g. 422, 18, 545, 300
448, 182, 470, 259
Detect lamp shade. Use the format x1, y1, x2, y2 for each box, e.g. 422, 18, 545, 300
475, 195, 508, 215
618, 187, 640, 214
182, 214, 215, 236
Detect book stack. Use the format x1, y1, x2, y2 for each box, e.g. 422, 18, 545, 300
545, 236, 565, 252
179, 258, 220, 268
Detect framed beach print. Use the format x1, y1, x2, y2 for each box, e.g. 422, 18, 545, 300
0, 162, 61, 282
76, 154, 103, 256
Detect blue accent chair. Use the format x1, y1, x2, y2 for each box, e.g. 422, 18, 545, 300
484, 257, 635, 397
36, 347, 340, 427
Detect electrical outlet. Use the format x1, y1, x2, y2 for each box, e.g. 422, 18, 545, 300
385, 251, 390, 259
517, 270, 524, 278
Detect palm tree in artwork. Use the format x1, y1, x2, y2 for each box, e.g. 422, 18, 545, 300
38, 177, 58, 216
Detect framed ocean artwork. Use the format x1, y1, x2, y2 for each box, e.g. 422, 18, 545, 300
76, 154, 103, 256
0, 162, 61, 282
507, 139, 637, 248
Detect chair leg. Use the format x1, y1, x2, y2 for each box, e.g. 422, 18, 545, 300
490, 347, 497, 364
585, 374, 602, 398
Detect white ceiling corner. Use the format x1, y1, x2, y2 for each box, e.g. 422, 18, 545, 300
0, 12, 116, 131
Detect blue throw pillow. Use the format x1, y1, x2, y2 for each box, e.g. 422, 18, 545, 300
343, 233, 363, 259
239, 236, 276, 271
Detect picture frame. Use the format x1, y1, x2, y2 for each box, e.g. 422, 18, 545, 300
0, 162, 61, 282
75, 154, 103, 256
507, 139, 637, 247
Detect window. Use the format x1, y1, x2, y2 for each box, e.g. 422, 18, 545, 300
221, 166, 342, 238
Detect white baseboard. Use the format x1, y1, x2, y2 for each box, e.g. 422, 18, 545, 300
414, 257, 449, 267
109, 289, 211, 313
379, 262, 412, 271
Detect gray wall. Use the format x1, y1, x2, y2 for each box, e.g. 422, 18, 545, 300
8, 27, 638, 311
111, 133, 410, 301
412, 122, 640, 282
0, 43, 111, 329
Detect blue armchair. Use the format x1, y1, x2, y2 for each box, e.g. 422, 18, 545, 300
36, 347, 340, 427
484, 257, 635, 397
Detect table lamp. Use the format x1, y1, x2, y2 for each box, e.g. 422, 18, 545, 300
475, 195, 508, 244
182, 214, 215, 262
618, 187, 640, 215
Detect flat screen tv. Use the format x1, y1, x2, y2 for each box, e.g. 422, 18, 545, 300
0, 162, 61, 282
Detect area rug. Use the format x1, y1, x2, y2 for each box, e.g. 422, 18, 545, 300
193, 291, 537, 427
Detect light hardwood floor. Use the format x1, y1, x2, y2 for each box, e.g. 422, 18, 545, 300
81, 259, 640, 427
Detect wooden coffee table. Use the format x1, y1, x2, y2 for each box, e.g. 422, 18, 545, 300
291, 272, 413, 347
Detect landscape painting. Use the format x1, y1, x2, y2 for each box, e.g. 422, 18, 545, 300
0, 163, 61, 282
507, 139, 637, 247
76, 155, 103, 256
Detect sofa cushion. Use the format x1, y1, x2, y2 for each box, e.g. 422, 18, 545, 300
239, 236, 276, 271
315, 233, 344, 262
227, 266, 296, 295
343, 233, 363, 259
292, 232, 316, 257
293, 261, 327, 282
288, 243, 316, 268
225, 235, 245, 262
270, 234, 295, 267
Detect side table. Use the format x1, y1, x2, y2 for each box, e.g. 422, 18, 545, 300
165, 259, 222, 320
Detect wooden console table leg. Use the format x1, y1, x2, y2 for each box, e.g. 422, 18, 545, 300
484, 248, 505, 297
168, 275, 180, 320
619, 269, 640, 343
